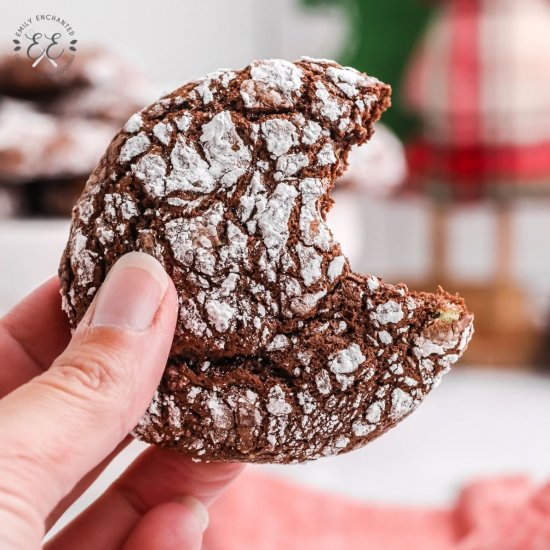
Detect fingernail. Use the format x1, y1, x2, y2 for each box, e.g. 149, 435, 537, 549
172, 496, 209, 532
91, 252, 169, 331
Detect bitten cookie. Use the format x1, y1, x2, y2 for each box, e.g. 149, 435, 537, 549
59, 58, 474, 464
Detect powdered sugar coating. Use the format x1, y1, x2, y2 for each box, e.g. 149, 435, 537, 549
275, 153, 309, 180
124, 113, 143, 133
317, 143, 337, 166
262, 119, 298, 157
119, 133, 150, 162
132, 154, 167, 197
315, 82, 345, 122
327, 256, 345, 282
267, 385, 292, 416
241, 59, 303, 109
61, 57, 473, 464
153, 122, 173, 145
329, 344, 366, 375
302, 120, 322, 145
326, 65, 381, 99
199, 111, 251, 188
206, 300, 235, 332
391, 388, 415, 419
372, 301, 405, 325
166, 136, 215, 193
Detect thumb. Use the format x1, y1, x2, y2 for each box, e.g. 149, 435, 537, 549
0, 252, 178, 539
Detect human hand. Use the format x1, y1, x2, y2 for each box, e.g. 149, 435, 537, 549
0, 252, 244, 549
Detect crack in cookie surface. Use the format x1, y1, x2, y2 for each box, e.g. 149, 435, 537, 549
59, 58, 473, 463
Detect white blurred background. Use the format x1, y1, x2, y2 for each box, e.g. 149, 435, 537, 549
0, 0, 344, 83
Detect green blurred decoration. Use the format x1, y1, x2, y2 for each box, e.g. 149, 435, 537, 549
300, 0, 434, 139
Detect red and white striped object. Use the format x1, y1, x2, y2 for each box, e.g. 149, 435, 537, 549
404, 0, 550, 191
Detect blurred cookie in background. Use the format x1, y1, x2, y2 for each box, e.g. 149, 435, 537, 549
45, 48, 152, 123
0, 185, 27, 219
0, 98, 115, 184
0, 47, 151, 111
50, 83, 150, 124
0, 49, 83, 100
29, 177, 87, 218
0, 47, 152, 217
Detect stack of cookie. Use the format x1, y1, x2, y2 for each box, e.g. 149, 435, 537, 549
0, 48, 151, 217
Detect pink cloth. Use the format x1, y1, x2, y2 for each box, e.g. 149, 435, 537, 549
204, 472, 550, 550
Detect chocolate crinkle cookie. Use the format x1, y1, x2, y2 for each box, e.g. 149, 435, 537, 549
59, 58, 474, 464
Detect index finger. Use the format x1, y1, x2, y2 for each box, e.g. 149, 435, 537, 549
0, 276, 71, 397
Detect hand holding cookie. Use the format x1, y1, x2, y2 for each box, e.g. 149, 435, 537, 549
0, 253, 242, 549
0, 56, 474, 547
